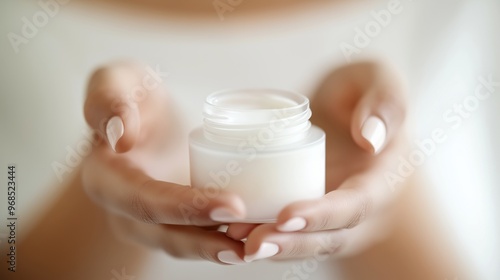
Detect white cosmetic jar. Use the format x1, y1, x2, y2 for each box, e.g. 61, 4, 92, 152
189, 89, 325, 223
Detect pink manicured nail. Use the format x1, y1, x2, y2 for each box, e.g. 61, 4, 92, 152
361, 116, 386, 154
277, 217, 307, 232
210, 208, 239, 222
217, 250, 246, 265
106, 116, 124, 152
244, 242, 279, 262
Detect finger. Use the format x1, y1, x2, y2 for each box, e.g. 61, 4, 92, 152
83, 61, 166, 153
82, 150, 246, 226
275, 176, 376, 232
351, 67, 407, 154
244, 216, 385, 262
243, 224, 345, 262
109, 214, 247, 265
310, 62, 407, 155
226, 223, 260, 240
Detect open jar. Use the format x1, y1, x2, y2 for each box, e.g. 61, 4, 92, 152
189, 89, 325, 223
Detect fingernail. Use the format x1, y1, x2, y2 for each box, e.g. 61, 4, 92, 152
210, 208, 239, 222
106, 116, 124, 152
217, 225, 229, 233
361, 116, 386, 154
244, 242, 279, 262
217, 250, 246, 265
277, 217, 307, 232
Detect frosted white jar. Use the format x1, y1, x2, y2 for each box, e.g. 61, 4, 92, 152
189, 89, 325, 223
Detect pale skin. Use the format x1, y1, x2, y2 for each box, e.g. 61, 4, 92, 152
1, 1, 473, 279
83, 61, 410, 264
0, 61, 471, 280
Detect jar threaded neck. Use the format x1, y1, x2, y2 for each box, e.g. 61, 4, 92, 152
202, 89, 312, 147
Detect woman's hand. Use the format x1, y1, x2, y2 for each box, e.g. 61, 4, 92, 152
81, 61, 248, 265
228, 61, 409, 261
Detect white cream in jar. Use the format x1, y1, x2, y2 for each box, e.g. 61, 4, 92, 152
189, 89, 325, 223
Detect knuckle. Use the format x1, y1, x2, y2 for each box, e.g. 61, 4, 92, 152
196, 245, 215, 263
129, 180, 158, 224
344, 192, 371, 229
284, 236, 307, 257
315, 212, 332, 231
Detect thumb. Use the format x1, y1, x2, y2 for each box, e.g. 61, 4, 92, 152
351, 84, 406, 155
84, 62, 144, 153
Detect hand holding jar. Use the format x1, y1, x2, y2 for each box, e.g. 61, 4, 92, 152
81, 60, 408, 265
226, 62, 408, 263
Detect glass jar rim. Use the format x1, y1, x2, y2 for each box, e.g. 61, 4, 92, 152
201, 88, 312, 147
206, 88, 307, 110
204, 88, 309, 126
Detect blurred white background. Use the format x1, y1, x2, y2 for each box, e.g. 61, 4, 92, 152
0, 0, 499, 279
